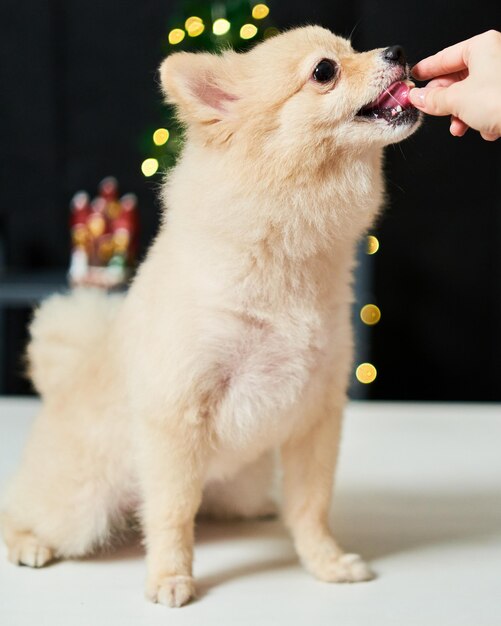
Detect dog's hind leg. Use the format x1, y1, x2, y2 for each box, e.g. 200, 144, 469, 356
1, 290, 132, 566
2, 461, 127, 566
1, 406, 132, 565
1, 514, 54, 567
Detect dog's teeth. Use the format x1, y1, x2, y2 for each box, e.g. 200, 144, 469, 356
396, 105, 403, 113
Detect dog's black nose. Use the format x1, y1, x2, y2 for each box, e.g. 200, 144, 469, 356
383, 45, 406, 65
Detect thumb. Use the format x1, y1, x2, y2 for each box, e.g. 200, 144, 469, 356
409, 86, 457, 117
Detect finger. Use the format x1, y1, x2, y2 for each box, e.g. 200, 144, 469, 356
450, 116, 469, 137
411, 35, 492, 79
412, 31, 500, 80
413, 30, 501, 80
409, 86, 457, 116
424, 70, 469, 89
412, 44, 468, 81
480, 131, 500, 141
425, 76, 459, 89
410, 30, 495, 80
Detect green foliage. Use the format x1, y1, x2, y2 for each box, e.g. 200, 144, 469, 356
141, 1, 275, 176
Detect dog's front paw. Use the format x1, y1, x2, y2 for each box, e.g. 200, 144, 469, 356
308, 552, 374, 583
146, 575, 195, 608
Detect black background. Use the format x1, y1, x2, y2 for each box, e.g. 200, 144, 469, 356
0, 1, 500, 399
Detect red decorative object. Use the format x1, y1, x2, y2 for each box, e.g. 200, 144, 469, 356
69, 177, 138, 288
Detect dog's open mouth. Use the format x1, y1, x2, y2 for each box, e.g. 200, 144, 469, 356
356, 79, 419, 125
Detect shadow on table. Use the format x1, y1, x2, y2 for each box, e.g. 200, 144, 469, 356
84, 486, 501, 590
85, 516, 289, 560
332, 487, 501, 560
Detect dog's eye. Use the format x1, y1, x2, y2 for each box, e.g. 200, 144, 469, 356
312, 59, 338, 83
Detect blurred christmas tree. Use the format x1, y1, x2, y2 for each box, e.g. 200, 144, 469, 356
139, 1, 276, 178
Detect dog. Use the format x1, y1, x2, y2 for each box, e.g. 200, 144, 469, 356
1, 26, 420, 607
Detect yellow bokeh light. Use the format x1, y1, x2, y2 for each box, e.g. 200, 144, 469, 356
252, 3, 270, 19
356, 363, 377, 384
240, 23, 258, 40
213, 18, 231, 36
141, 158, 159, 177
153, 128, 170, 146
185, 16, 202, 29
367, 235, 380, 255
185, 16, 204, 37
168, 28, 185, 45
188, 22, 204, 37
360, 304, 381, 326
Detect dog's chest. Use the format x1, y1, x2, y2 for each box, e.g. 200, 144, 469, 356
206, 305, 335, 452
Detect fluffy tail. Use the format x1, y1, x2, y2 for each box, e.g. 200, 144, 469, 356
27, 288, 124, 398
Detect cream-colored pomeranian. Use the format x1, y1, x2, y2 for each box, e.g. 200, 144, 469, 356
1, 26, 420, 607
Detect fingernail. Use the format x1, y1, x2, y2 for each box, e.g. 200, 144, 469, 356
409, 88, 426, 106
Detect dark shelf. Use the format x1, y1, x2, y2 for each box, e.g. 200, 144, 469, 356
0, 271, 68, 307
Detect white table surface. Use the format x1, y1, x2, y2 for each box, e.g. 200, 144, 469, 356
0, 398, 500, 626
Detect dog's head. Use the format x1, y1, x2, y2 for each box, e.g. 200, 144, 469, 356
160, 25, 420, 166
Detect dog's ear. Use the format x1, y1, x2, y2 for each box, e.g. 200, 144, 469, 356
159, 52, 238, 134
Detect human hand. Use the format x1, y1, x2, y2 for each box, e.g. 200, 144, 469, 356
409, 30, 501, 141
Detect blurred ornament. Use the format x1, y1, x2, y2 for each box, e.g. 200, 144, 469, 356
99, 176, 121, 220
68, 191, 91, 284
68, 178, 139, 289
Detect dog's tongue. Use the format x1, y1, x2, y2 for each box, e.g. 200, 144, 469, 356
371, 80, 414, 109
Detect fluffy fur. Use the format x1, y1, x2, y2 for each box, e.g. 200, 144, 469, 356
1, 26, 419, 607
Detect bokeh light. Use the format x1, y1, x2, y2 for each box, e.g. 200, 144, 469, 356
213, 18, 231, 35
141, 158, 159, 177
185, 16, 202, 29
360, 304, 381, 326
356, 363, 377, 384
367, 235, 380, 255
240, 24, 258, 40
185, 16, 204, 37
153, 128, 170, 146
168, 28, 185, 45
252, 4, 270, 19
